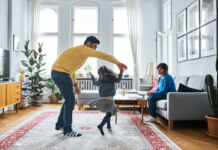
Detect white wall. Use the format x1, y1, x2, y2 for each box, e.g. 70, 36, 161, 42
0, 0, 8, 49
139, 0, 162, 78
171, 0, 216, 78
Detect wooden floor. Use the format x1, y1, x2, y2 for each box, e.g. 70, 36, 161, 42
0, 104, 218, 150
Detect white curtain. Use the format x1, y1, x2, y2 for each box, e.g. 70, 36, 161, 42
126, 0, 140, 90
31, 0, 40, 49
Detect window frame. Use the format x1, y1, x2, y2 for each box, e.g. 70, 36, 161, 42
39, 3, 60, 76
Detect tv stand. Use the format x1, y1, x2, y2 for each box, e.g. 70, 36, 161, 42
0, 82, 22, 115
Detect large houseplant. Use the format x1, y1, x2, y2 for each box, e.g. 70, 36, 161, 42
46, 78, 63, 103
205, 58, 218, 137
21, 41, 46, 106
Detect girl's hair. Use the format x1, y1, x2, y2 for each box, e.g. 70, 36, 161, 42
98, 66, 117, 83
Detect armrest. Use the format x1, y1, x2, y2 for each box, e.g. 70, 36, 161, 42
167, 92, 213, 120
138, 85, 153, 91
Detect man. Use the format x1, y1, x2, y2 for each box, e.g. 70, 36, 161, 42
51, 36, 127, 137
144, 63, 176, 122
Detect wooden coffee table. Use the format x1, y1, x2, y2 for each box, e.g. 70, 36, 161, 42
114, 93, 147, 123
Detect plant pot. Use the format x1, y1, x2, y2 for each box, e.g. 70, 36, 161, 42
49, 95, 57, 103
30, 95, 43, 106
205, 115, 218, 138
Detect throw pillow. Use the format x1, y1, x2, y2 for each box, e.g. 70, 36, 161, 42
178, 83, 204, 92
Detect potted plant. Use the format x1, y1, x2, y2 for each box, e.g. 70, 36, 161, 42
123, 70, 129, 78
21, 41, 46, 106
55, 92, 63, 103
83, 64, 92, 78
205, 58, 218, 137
46, 78, 57, 103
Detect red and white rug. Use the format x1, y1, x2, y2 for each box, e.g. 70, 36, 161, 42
0, 110, 180, 150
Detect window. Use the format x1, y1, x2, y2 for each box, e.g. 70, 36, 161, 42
72, 6, 98, 75
113, 7, 133, 76
39, 5, 58, 75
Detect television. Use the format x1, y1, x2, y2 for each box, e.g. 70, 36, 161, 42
0, 48, 10, 79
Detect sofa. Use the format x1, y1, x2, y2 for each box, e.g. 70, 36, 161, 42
139, 75, 214, 129
77, 90, 99, 110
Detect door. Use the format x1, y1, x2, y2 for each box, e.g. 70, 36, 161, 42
0, 84, 6, 108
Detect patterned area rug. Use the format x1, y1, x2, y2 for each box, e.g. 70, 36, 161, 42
0, 110, 180, 150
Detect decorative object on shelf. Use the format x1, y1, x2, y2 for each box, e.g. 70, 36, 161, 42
146, 62, 154, 85
205, 74, 218, 138
46, 78, 63, 103
123, 70, 129, 78
177, 35, 187, 62
21, 41, 46, 106
200, 0, 217, 26
18, 69, 25, 82
200, 21, 217, 57
187, 29, 200, 60
187, 0, 200, 32
177, 9, 186, 37
13, 34, 20, 52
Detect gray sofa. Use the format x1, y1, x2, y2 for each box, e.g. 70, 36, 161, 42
139, 75, 213, 129
77, 90, 99, 110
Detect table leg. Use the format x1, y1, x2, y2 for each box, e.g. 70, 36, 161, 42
115, 105, 119, 124
141, 105, 144, 122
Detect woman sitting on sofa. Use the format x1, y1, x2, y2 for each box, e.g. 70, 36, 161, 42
145, 63, 176, 122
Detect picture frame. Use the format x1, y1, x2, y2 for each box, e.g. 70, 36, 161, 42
187, 0, 200, 32
187, 29, 200, 60
200, 21, 217, 57
200, 0, 217, 26
13, 34, 20, 52
177, 35, 187, 62
177, 9, 187, 37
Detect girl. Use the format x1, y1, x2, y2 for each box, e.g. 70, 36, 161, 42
88, 66, 123, 135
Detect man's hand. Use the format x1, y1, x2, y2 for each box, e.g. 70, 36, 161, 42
117, 63, 127, 71
74, 85, 81, 95
147, 92, 152, 96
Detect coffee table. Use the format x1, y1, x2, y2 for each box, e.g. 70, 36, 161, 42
114, 93, 147, 123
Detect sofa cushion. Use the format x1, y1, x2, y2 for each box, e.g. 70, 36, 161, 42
78, 90, 100, 99
178, 83, 204, 92
156, 99, 167, 110
174, 76, 189, 90
187, 75, 206, 91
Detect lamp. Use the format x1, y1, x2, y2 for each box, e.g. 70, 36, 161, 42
146, 62, 154, 85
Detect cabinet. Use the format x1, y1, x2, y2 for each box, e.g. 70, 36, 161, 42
0, 82, 22, 114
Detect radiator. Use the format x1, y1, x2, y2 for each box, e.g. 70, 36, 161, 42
77, 78, 133, 90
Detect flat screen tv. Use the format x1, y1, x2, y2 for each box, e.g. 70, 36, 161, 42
0, 48, 10, 79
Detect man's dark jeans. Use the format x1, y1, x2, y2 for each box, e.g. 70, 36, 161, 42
51, 70, 75, 134
147, 95, 166, 118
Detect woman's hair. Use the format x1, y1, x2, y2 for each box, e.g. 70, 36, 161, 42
98, 66, 117, 83
157, 63, 168, 73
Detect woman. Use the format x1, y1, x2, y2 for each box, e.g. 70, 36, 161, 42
145, 63, 176, 122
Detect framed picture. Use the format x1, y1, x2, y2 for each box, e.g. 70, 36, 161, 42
187, 29, 200, 60
177, 35, 187, 62
13, 34, 20, 52
200, 0, 217, 26
177, 9, 187, 37
200, 21, 217, 57
187, 0, 200, 32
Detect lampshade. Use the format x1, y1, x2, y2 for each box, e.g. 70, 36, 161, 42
146, 62, 154, 76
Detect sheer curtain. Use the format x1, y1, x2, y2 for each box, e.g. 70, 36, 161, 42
31, 0, 40, 49
126, 0, 140, 90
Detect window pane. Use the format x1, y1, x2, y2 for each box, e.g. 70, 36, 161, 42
113, 37, 133, 76
38, 36, 58, 75
72, 36, 97, 75
113, 7, 129, 34
73, 6, 98, 33
40, 7, 58, 33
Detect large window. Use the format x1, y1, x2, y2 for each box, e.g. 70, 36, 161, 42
113, 7, 133, 76
39, 5, 58, 75
72, 5, 98, 75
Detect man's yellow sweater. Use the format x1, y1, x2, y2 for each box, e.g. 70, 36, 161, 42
52, 45, 120, 84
